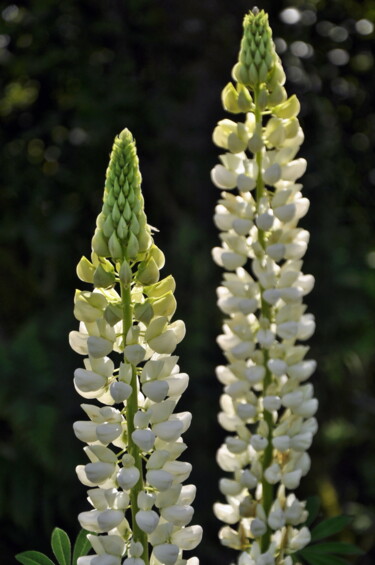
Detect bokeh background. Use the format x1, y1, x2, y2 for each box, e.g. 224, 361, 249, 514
1, 0, 374, 563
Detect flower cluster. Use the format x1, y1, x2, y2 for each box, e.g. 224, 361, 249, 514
211, 9, 317, 565
70, 129, 202, 565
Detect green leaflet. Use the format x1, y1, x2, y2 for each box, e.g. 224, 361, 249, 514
15, 528, 90, 565
301, 541, 364, 556
51, 528, 71, 565
305, 495, 321, 526
310, 515, 352, 542
15, 551, 55, 565
72, 529, 92, 564
296, 514, 364, 565
298, 551, 350, 565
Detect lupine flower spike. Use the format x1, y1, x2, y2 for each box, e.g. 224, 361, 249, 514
212, 9, 317, 565
70, 129, 202, 565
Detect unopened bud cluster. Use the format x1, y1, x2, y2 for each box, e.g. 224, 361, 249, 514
211, 9, 316, 565
232, 9, 276, 87
92, 130, 152, 261
70, 129, 202, 565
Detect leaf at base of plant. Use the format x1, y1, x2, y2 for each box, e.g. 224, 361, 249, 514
305, 496, 321, 527
299, 551, 350, 565
310, 515, 352, 542
72, 529, 91, 563
303, 541, 364, 556
51, 528, 71, 565
15, 551, 56, 565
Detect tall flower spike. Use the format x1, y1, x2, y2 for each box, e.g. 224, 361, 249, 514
70, 129, 202, 565
212, 9, 316, 565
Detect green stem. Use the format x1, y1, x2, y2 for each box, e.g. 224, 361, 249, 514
121, 279, 149, 565
254, 86, 274, 554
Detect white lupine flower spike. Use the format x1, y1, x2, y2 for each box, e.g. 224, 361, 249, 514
212, 8, 317, 564
71, 129, 201, 565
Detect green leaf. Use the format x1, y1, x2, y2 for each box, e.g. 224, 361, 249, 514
305, 495, 321, 526
51, 528, 71, 565
15, 551, 56, 565
72, 529, 91, 563
299, 551, 350, 565
310, 515, 352, 541
302, 541, 364, 556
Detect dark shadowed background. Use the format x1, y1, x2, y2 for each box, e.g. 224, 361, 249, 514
0, 0, 375, 563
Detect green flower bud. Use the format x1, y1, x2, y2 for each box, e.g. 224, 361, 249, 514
257, 84, 268, 110
267, 84, 287, 107
126, 230, 139, 258
119, 260, 132, 287
134, 301, 154, 325
237, 84, 253, 112
93, 263, 116, 288
268, 61, 286, 89
137, 257, 160, 286
92, 228, 109, 258
93, 129, 152, 261
104, 303, 123, 326
108, 231, 123, 260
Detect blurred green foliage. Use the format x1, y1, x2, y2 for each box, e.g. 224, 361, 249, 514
0, 0, 374, 563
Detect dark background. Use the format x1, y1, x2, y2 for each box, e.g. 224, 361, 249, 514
1, 0, 374, 563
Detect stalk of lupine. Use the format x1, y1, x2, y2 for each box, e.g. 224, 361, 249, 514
69, 129, 202, 565
211, 9, 317, 565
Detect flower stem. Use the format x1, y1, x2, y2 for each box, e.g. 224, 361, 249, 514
254, 86, 274, 553
121, 278, 149, 565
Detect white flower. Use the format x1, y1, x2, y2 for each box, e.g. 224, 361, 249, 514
289, 526, 311, 551
219, 478, 243, 496
211, 164, 238, 189
146, 469, 174, 491
161, 504, 194, 527
74, 368, 107, 394
117, 467, 140, 490
250, 518, 267, 537
137, 490, 156, 511
264, 464, 282, 484
152, 544, 179, 565
171, 525, 203, 550
250, 435, 268, 451
84, 462, 116, 484
282, 470, 303, 489
135, 510, 159, 533
143, 380, 169, 402
132, 429, 156, 452
213, 502, 239, 524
